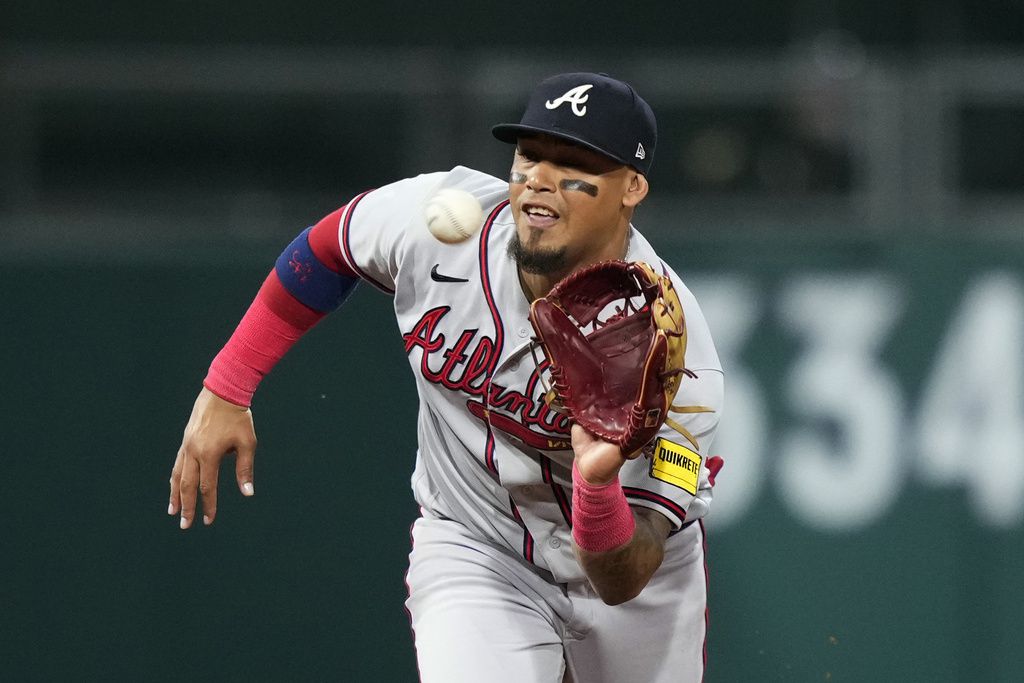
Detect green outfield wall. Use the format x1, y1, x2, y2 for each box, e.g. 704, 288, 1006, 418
2, 232, 1022, 681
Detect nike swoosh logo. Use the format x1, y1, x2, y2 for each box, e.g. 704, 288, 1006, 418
430, 264, 469, 283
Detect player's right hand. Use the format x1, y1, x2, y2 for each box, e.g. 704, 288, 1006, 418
168, 386, 257, 529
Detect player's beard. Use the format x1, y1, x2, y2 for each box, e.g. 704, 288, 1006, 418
507, 232, 567, 275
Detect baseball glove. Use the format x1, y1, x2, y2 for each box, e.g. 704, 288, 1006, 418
528, 260, 688, 455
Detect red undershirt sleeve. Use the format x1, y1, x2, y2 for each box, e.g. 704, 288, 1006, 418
202, 207, 356, 407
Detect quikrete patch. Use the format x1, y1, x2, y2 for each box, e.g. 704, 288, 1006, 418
649, 438, 703, 494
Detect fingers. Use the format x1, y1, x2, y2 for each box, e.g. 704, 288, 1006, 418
199, 463, 220, 527
177, 451, 200, 530
168, 449, 184, 516
171, 445, 256, 529
235, 440, 256, 498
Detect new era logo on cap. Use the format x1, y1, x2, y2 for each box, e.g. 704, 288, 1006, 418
492, 72, 657, 175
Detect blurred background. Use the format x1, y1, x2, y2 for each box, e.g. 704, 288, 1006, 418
2, 1, 1023, 681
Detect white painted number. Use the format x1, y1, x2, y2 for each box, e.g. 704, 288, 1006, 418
777, 275, 907, 532
695, 270, 1023, 531
914, 273, 1024, 527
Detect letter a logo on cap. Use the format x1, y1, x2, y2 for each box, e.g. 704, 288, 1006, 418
545, 84, 594, 117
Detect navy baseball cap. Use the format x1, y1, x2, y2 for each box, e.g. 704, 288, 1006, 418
492, 72, 657, 175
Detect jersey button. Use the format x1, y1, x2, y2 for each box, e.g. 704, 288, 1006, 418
517, 326, 530, 338
548, 538, 562, 549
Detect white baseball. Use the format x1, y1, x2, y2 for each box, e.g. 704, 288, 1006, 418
424, 188, 484, 244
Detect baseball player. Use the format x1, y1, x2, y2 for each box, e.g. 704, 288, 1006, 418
168, 72, 724, 683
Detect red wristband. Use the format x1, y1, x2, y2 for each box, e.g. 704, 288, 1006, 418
571, 460, 636, 553
203, 277, 320, 407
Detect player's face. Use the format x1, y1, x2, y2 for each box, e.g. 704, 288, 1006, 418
508, 134, 648, 277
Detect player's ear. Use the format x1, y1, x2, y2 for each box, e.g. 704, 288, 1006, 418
622, 171, 649, 208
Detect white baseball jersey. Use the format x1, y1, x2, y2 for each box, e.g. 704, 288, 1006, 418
334, 165, 724, 585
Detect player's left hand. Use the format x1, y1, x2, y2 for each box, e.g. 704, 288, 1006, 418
570, 424, 631, 485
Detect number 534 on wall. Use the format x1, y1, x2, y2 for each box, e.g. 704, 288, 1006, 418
692, 271, 1024, 532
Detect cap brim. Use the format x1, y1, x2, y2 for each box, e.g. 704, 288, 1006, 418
490, 123, 631, 169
